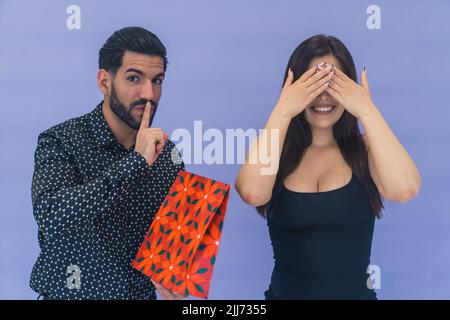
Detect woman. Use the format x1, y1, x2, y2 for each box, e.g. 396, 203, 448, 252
235, 35, 421, 300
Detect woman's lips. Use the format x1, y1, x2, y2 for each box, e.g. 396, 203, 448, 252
310, 105, 336, 115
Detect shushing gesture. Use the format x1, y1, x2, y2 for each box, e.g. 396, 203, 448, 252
135, 101, 168, 166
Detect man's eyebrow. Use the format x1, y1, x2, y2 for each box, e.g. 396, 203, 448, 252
125, 68, 145, 75
125, 68, 165, 78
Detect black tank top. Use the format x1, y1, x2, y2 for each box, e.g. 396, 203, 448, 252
265, 172, 377, 300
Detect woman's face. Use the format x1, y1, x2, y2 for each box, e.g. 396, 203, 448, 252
303, 55, 346, 129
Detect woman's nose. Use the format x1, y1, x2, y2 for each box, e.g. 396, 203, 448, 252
317, 91, 332, 100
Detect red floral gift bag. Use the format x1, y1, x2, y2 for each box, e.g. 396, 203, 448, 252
131, 170, 230, 299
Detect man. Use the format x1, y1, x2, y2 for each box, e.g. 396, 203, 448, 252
30, 27, 185, 300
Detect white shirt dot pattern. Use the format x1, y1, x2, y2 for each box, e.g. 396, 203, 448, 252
30, 102, 184, 299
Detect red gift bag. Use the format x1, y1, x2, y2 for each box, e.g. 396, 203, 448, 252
131, 170, 230, 299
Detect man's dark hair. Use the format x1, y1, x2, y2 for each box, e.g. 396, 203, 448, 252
99, 26, 168, 74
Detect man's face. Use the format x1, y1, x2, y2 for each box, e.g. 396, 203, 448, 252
107, 51, 165, 129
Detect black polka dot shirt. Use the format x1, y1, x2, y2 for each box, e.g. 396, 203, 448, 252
30, 101, 184, 299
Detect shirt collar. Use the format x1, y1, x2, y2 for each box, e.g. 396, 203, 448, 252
87, 101, 119, 147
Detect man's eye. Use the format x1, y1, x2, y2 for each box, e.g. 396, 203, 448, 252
154, 78, 163, 85
127, 76, 139, 82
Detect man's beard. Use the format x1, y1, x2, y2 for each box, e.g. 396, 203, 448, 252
109, 83, 158, 130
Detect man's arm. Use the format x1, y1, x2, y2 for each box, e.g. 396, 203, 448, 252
31, 132, 152, 240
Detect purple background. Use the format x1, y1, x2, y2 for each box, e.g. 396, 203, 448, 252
1, 0, 449, 299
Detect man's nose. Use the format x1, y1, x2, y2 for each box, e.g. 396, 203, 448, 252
140, 79, 155, 101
